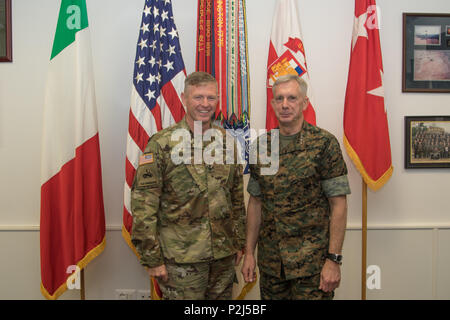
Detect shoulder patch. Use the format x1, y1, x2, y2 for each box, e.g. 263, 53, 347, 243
139, 153, 154, 165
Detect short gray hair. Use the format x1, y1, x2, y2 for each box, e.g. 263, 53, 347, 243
272, 74, 307, 97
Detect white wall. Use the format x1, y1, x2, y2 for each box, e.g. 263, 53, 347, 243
0, 0, 450, 300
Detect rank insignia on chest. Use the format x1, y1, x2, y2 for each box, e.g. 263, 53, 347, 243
139, 153, 154, 165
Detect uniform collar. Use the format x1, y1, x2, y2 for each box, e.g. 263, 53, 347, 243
275, 121, 311, 153
179, 116, 219, 135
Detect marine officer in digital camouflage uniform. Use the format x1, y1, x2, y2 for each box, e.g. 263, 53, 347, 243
131, 72, 246, 300
241, 74, 351, 300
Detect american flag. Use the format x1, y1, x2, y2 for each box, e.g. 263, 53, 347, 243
123, 0, 186, 247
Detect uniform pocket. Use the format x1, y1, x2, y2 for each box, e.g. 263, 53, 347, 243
166, 165, 200, 204
210, 164, 232, 187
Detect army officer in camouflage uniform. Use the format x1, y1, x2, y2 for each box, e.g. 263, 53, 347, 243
131, 72, 246, 300
241, 74, 351, 300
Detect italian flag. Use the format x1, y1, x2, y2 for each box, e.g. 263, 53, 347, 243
40, 0, 105, 300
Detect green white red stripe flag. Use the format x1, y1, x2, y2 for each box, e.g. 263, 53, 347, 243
40, 0, 106, 300
344, 0, 393, 191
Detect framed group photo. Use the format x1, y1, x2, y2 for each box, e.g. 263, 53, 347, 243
0, 0, 12, 62
405, 116, 450, 169
403, 13, 450, 92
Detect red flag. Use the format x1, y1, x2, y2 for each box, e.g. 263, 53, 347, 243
40, 0, 105, 300
344, 0, 393, 191
266, 0, 316, 130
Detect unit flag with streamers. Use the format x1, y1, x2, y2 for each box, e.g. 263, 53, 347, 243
195, 0, 251, 173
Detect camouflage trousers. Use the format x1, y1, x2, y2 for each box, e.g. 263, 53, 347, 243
158, 255, 236, 300
260, 272, 334, 300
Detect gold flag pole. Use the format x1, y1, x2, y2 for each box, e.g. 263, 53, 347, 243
80, 269, 85, 300
150, 275, 153, 300
361, 179, 367, 300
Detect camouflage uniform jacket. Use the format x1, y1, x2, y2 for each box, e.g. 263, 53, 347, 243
131, 117, 246, 268
249, 121, 350, 280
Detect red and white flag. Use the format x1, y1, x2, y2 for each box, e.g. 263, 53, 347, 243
266, 0, 316, 130
344, 0, 393, 191
122, 0, 186, 262
40, 0, 105, 300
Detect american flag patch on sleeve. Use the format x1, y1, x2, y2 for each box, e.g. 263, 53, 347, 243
139, 153, 154, 165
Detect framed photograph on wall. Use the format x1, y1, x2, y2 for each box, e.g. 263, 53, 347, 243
403, 13, 450, 92
0, 0, 12, 62
405, 116, 450, 169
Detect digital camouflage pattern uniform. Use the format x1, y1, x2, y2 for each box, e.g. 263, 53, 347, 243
131, 117, 246, 300
248, 121, 351, 300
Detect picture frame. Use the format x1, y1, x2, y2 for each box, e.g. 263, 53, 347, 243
405, 116, 450, 169
402, 13, 450, 92
0, 0, 12, 62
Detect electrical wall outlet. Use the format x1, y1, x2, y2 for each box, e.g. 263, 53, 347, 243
115, 289, 136, 300
137, 289, 151, 300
